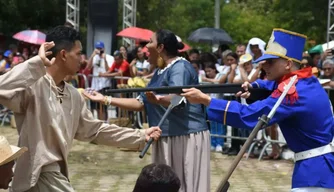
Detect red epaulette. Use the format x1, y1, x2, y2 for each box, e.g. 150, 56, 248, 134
271, 77, 299, 105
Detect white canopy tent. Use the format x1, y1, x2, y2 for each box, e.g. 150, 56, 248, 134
322, 40, 334, 50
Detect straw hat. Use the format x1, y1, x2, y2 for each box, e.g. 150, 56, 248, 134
239, 53, 253, 65
0, 136, 27, 166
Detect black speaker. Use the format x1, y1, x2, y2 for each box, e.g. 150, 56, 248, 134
87, 0, 118, 53
89, 0, 118, 27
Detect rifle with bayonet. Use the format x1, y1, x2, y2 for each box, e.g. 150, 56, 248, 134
104, 84, 272, 101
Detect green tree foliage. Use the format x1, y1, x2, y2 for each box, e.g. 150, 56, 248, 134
136, 0, 328, 47
221, 2, 276, 44
0, 0, 65, 35
0, 0, 329, 49
270, 0, 328, 43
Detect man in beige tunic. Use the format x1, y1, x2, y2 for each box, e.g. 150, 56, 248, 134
0, 26, 161, 192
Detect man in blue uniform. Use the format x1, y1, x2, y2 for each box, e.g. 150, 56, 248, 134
182, 29, 334, 192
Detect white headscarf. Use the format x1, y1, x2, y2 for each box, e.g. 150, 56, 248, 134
175, 35, 182, 42
246, 37, 266, 56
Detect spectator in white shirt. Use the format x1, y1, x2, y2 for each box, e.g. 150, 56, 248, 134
87, 41, 114, 120
217, 50, 232, 73
233, 53, 258, 83
224, 52, 239, 83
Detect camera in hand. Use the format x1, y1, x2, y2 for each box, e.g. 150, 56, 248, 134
95, 50, 104, 67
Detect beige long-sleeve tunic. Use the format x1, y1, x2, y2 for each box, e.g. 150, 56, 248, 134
0, 56, 146, 192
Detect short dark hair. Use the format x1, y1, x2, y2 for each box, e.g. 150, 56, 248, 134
156, 29, 184, 57
119, 45, 128, 52
46, 26, 81, 57
309, 52, 321, 59
226, 52, 239, 62
200, 52, 218, 64
133, 46, 146, 60
133, 163, 181, 192
190, 60, 201, 68
279, 58, 301, 70
189, 49, 200, 55
236, 43, 246, 48
302, 56, 314, 67
113, 50, 124, 59
204, 61, 217, 71
64, 21, 74, 28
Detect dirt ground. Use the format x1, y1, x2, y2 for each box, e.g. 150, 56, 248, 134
0, 127, 294, 192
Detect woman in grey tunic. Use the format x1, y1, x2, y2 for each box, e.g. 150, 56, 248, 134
84, 29, 210, 192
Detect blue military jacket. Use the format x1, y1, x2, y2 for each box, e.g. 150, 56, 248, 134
207, 68, 334, 189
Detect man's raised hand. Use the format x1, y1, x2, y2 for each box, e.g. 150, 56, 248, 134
38, 42, 56, 66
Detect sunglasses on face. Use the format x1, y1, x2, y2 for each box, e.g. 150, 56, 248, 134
323, 68, 332, 71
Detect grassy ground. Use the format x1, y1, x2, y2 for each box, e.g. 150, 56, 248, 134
0, 127, 294, 192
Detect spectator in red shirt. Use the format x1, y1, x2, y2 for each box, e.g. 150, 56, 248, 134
100, 50, 130, 77
78, 54, 92, 88
99, 50, 130, 84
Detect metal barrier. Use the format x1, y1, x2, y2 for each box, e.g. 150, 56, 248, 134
86, 75, 144, 127
210, 134, 263, 141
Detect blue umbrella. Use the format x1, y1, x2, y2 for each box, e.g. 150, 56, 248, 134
188, 27, 233, 45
